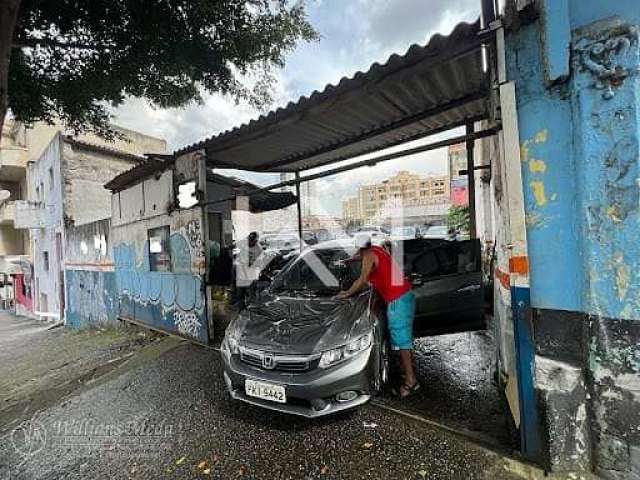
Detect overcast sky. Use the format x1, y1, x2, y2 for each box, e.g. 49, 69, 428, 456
112, 0, 480, 216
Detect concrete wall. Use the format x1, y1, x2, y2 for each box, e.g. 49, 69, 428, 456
28, 136, 64, 319
23, 122, 166, 164
61, 140, 140, 226
111, 168, 209, 344
206, 180, 236, 247
64, 219, 119, 328
505, 2, 640, 476
27, 133, 155, 322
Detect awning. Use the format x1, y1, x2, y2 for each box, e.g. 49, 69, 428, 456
206, 172, 297, 213
176, 19, 492, 173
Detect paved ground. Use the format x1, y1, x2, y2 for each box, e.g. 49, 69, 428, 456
379, 330, 518, 451
0, 314, 530, 480
0, 312, 161, 431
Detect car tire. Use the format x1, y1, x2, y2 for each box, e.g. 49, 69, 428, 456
373, 338, 389, 395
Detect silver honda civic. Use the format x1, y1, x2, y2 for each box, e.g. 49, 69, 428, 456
221, 241, 389, 417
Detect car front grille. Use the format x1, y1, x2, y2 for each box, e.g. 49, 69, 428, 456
239, 347, 319, 373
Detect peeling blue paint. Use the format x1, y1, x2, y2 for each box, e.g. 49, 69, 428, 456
506, 23, 582, 312
113, 225, 209, 344
65, 270, 119, 328
506, 2, 640, 475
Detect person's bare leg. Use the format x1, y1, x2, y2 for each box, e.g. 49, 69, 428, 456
399, 350, 416, 386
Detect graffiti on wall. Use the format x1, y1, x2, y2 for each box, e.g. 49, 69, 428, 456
113, 219, 208, 343
173, 311, 202, 338
66, 270, 119, 328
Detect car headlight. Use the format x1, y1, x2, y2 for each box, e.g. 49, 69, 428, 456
319, 332, 373, 369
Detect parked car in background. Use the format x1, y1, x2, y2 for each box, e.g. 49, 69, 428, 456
354, 226, 388, 243
390, 225, 418, 240
419, 224, 449, 239
260, 232, 305, 254
222, 237, 485, 417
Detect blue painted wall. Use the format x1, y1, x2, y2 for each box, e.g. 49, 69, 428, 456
506, 23, 583, 312
507, 3, 640, 475
568, 0, 640, 30
65, 270, 119, 328
507, 2, 640, 320
113, 222, 209, 344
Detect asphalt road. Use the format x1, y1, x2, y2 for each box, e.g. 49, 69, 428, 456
1, 331, 525, 480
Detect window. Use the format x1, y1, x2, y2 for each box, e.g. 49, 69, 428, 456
43, 251, 49, 271
148, 226, 171, 272
48, 167, 54, 190
411, 241, 479, 279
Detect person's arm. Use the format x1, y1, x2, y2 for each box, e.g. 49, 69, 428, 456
334, 252, 376, 299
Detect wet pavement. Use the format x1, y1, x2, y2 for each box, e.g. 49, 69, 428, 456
0, 318, 527, 480
0, 312, 160, 431
378, 330, 518, 452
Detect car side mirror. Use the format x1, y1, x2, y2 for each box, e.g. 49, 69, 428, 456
410, 273, 423, 287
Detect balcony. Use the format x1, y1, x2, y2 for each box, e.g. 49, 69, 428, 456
0, 201, 16, 225
0, 147, 28, 182
14, 201, 55, 229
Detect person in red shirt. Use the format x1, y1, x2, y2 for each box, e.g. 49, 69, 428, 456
335, 233, 418, 397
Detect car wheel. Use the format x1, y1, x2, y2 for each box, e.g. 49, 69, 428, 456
373, 338, 389, 395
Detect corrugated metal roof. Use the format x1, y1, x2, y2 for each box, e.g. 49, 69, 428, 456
206, 172, 298, 212
176, 19, 492, 173
104, 157, 172, 192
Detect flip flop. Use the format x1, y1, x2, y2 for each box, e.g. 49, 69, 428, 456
393, 382, 420, 398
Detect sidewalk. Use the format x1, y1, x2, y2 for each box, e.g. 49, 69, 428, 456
0, 312, 165, 432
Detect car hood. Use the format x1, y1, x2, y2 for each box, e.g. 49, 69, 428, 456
231, 291, 372, 355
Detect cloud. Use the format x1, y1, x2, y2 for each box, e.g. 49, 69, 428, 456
111, 1, 476, 215
364, 0, 479, 57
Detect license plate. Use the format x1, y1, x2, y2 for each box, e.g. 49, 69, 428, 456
245, 379, 286, 403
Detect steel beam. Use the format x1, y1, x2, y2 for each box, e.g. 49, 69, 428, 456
466, 122, 477, 239
199, 125, 501, 208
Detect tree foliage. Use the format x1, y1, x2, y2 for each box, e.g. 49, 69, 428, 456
3, 0, 318, 137
447, 204, 470, 233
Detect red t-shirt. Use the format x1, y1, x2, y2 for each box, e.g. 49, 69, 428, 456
367, 246, 411, 303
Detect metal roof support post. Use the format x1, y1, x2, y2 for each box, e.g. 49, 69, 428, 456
295, 171, 303, 251
466, 122, 477, 239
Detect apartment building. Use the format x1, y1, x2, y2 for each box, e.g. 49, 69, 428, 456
448, 143, 469, 206
342, 171, 449, 223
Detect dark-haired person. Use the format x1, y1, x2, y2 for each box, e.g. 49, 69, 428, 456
335, 233, 418, 397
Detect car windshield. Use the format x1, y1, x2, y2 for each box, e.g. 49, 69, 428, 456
271, 248, 361, 295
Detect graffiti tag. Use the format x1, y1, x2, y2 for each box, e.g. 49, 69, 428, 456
174, 310, 202, 338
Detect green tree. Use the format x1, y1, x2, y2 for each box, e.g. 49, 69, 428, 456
0, 0, 317, 137
447, 205, 470, 233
